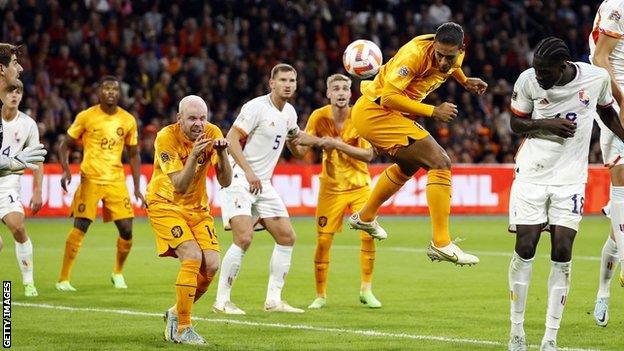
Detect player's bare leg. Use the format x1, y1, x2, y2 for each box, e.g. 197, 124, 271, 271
3, 212, 36, 297
57, 217, 91, 291
213, 215, 254, 315
111, 218, 133, 289
508, 224, 542, 351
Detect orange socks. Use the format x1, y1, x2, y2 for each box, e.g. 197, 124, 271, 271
59, 227, 85, 281
113, 238, 132, 274
313, 233, 333, 297
176, 260, 201, 331
426, 169, 452, 247
359, 164, 411, 222
194, 270, 214, 303
359, 232, 376, 285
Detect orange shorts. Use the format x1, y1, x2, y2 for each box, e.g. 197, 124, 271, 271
147, 200, 219, 257
351, 96, 430, 156
71, 179, 134, 222
316, 186, 370, 234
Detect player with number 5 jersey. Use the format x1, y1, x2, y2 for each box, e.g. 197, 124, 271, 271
214, 63, 305, 315
506, 37, 624, 351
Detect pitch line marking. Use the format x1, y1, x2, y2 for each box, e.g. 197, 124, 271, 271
14, 302, 601, 351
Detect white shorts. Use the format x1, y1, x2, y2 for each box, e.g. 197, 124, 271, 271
220, 178, 289, 226
509, 180, 585, 231
0, 187, 24, 219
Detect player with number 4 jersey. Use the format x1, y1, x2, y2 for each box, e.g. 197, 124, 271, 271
506, 37, 624, 351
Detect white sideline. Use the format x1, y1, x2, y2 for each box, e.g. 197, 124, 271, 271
14, 302, 601, 351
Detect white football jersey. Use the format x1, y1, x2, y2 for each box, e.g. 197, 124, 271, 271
589, 0, 624, 85
230, 94, 299, 182
0, 111, 40, 188
511, 62, 614, 185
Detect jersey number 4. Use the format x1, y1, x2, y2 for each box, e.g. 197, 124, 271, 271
1, 146, 10, 156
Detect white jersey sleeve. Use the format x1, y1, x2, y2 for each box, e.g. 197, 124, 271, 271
233, 102, 261, 136
511, 71, 534, 116
597, 2, 624, 39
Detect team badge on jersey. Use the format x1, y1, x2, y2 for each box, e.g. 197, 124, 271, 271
318, 216, 328, 227
171, 226, 183, 238
116, 127, 124, 136
578, 89, 590, 107
397, 66, 409, 77
160, 152, 170, 163
609, 10, 621, 21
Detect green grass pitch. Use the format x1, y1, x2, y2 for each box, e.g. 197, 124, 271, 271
1, 216, 623, 350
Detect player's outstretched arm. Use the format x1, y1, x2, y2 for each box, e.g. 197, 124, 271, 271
592, 33, 624, 107
598, 104, 624, 142
213, 138, 232, 187
126, 145, 145, 207
287, 131, 322, 159
510, 114, 576, 138
452, 69, 488, 95
321, 137, 375, 162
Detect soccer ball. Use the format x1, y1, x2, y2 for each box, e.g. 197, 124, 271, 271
342, 39, 383, 79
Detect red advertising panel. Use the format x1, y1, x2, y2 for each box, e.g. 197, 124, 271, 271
17, 164, 611, 217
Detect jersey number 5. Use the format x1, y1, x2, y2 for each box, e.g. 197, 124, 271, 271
273, 135, 282, 150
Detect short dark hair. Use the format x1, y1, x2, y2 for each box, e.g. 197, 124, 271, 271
435, 22, 464, 47
0, 43, 19, 67
99, 75, 119, 86
270, 63, 296, 79
534, 37, 571, 63
4, 79, 23, 94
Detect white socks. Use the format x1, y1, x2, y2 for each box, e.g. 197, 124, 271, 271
610, 187, 624, 263
544, 261, 571, 343
509, 251, 534, 337
215, 244, 245, 305
15, 238, 34, 285
266, 244, 293, 304
597, 237, 618, 298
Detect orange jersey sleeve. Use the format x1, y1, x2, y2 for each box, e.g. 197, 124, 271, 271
362, 34, 465, 105
69, 105, 138, 184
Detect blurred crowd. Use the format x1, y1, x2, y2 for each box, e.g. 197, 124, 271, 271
0, 0, 606, 164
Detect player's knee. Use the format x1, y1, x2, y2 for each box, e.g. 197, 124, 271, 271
203, 261, 219, 276
9, 223, 26, 240
317, 233, 333, 247
74, 218, 91, 232
234, 233, 253, 250
551, 245, 572, 262
429, 153, 451, 170
515, 242, 537, 260
277, 230, 296, 246
119, 229, 132, 241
